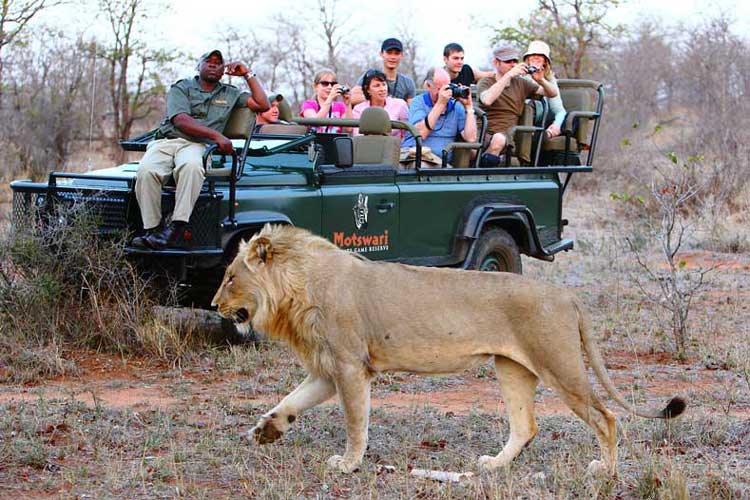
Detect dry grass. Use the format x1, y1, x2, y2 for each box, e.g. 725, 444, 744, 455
0, 186, 749, 497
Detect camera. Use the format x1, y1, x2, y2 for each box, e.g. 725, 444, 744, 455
526, 64, 538, 75
448, 83, 469, 99
338, 86, 350, 95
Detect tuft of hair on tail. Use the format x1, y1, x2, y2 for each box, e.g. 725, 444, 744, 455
661, 397, 687, 419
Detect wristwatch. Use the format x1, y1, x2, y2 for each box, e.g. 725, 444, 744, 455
244, 71, 256, 80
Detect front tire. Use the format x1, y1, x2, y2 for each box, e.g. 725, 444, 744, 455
466, 228, 522, 274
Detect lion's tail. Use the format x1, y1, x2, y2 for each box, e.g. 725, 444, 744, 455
574, 298, 686, 420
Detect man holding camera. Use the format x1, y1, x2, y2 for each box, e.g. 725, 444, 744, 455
401, 67, 476, 166
132, 50, 269, 250
478, 45, 557, 166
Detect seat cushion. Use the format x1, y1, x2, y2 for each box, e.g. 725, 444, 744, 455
543, 136, 579, 152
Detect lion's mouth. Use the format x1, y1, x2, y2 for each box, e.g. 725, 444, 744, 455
234, 308, 249, 323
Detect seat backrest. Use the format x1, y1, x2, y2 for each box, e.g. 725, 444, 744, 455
277, 98, 293, 122
517, 100, 538, 164
258, 123, 308, 135
557, 79, 600, 147
352, 107, 400, 166
223, 107, 256, 139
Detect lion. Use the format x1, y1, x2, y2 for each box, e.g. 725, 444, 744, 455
212, 224, 686, 475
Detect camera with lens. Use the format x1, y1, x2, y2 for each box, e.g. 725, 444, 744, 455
525, 64, 539, 75
338, 86, 350, 95
448, 83, 470, 99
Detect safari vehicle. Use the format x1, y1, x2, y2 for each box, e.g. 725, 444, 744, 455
10, 79, 603, 306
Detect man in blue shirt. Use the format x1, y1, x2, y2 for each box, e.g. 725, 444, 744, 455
401, 67, 476, 166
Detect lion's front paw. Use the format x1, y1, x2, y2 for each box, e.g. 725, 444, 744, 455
249, 417, 283, 444
478, 455, 499, 471
326, 454, 360, 473
586, 459, 612, 476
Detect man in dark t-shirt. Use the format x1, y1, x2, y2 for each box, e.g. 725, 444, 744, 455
477, 45, 558, 165
443, 42, 493, 86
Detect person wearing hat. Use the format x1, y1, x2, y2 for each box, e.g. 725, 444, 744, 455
254, 93, 290, 132
442, 42, 494, 86
401, 67, 477, 167
132, 50, 270, 250
350, 38, 417, 106
477, 45, 558, 166
523, 40, 565, 139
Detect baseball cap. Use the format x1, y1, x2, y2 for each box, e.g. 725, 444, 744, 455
197, 49, 224, 66
269, 93, 284, 102
381, 38, 403, 52
493, 45, 520, 62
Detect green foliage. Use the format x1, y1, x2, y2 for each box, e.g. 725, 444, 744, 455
488, 0, 625, 78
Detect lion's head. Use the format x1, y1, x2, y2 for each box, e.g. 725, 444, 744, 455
212, 224, 334, 342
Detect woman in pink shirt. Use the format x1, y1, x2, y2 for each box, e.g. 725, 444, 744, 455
300, 69, 352, 133
352, 69, 409, 138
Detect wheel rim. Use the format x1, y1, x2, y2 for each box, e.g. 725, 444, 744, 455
479, 252, 508, 272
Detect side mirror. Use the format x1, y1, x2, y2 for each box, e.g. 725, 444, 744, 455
333, 137, 353, 169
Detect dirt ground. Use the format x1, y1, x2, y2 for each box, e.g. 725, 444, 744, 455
2, 187, 749, 498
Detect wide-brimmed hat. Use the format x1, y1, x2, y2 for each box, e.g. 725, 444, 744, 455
523, 40, 551, 63
492, 45, 520, 62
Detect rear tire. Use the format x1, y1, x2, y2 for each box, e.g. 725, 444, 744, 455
466, 228, 522, 274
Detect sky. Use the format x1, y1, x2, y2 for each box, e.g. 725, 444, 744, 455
36, 0, 750, 78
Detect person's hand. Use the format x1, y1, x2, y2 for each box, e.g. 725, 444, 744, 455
546, 123, 561, 138
457, 88, 472, 109
350, 86, 365, 103
531, 67, 545, 83
324, 84, 342, 105
224, 62, 250, 77
437, 84, 452, 105
340, 86, 352, 105
507, 64, 528, 78
215, 134, 234, 154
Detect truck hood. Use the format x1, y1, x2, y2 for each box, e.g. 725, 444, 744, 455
54, 162, 308, 187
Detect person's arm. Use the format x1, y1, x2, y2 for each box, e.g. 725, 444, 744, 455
225, 62, 270, 111
480, 64, 526, 106
172, 113, 233, 153
414, 87, 451, 140
303, 84, 346, 119
472, 66, 494, 82
546, 79, 565, 137
531, 69, 558, 98
457, 94, 477, 143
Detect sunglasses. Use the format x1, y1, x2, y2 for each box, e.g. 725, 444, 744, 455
318, 80, 338, 87
496, 58, 519, 64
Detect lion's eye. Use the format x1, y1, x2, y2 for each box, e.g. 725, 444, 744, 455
227, 275, 234, 286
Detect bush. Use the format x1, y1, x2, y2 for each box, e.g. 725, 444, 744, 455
0, 203, 184, 382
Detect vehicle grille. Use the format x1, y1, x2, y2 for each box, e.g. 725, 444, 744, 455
160, 193, 222, 249
52, 189, 131, 234
11, 189, 41, 228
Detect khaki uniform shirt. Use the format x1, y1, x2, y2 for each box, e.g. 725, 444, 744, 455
157, 76, 251, 141
477, 75, 539, 136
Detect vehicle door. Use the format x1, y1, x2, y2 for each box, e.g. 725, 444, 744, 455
320, 165, 399, 260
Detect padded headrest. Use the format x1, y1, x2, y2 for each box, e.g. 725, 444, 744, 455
223, 107, 255, 139
359, 107, 392, 136
277, 98, 293, 122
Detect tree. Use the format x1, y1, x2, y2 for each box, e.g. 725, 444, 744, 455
97, 0, 178, 161
0, 0, 64, 106
489, 0, 624, 78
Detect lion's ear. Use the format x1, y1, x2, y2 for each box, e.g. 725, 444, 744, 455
246, 236, 273, 267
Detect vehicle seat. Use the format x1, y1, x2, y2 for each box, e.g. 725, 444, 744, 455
506, 99, 545, 166
204, 107, 255, 178
352, 107, 400, 167
542, 79, 602, 165
257, 123, 309, 135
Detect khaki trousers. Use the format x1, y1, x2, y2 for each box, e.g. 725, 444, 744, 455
135, 138, 206, 230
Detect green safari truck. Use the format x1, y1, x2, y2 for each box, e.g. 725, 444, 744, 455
10, 79, 603, 307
